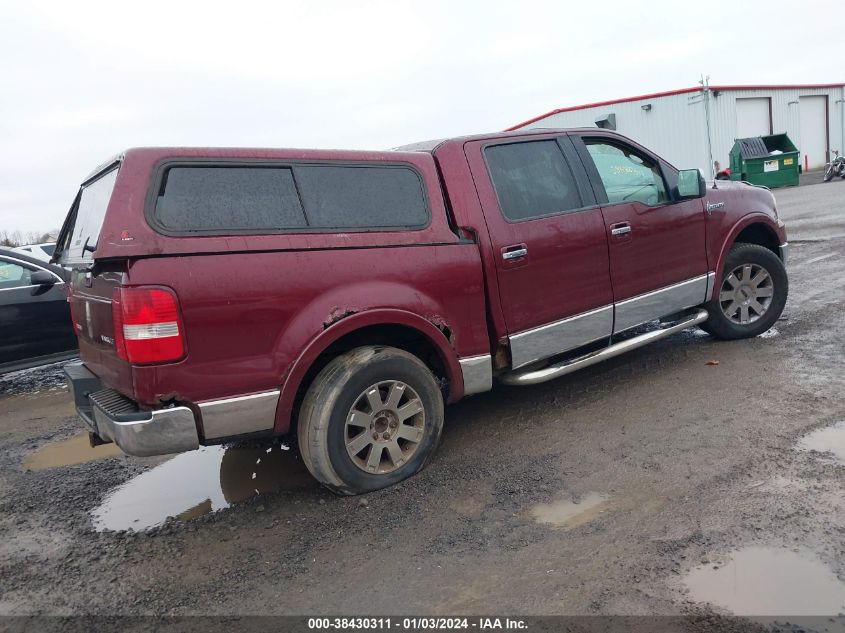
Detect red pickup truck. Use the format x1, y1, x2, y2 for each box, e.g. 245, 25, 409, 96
56, 128, 788, 494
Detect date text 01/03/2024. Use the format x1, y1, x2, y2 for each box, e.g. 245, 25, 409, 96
307, 617, 528, 630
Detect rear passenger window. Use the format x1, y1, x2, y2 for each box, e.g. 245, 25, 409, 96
484, 140, 583, 222
153, 164, 429, 233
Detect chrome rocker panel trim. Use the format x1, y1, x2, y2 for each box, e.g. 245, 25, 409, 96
614, 274, 709, 333
704, 272, 717, 302
199, 390, 280, 439
500, 309, 709, 387
509, 305, 613, 369
459, 354, 493, 396
779, 242, 789, 267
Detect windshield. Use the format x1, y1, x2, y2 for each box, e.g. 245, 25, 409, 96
58, 166, 119, 266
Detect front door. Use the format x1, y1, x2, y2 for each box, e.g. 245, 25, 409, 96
466, 135, 614, 369
571, 134, 709, 333
0, 257, 71, 364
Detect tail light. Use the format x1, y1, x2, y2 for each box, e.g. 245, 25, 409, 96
111, 286, 186, 365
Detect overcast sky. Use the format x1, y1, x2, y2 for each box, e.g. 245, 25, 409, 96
0, 0, 839, 234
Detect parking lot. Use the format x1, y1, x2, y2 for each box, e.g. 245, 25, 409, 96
0, 179, 843, 625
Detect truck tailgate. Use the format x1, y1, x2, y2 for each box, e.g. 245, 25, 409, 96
69, 267, 134, 400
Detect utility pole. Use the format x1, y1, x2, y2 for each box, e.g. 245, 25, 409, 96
700, 75, 715, 179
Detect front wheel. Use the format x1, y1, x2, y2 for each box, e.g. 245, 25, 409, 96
701, 243, 788, 340
297, 346, 444, 495
824, 165, 836, 182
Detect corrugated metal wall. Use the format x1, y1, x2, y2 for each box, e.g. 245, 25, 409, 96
709, 87, 845, 171
518, 92, 709, 173
516, 86, 845, 178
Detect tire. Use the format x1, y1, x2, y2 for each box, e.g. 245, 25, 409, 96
701, 243, 787, 340
824, 166, 835, 182
297, 346, 444, 495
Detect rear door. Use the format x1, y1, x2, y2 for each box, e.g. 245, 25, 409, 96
571, 134, 709, 333
465, 135, 613, 369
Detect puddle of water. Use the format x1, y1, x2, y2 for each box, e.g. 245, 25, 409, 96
530, 492, 610, 529
23, 432, 123, 471
799, 421, 845, 465
684, 547, 845, 616
91, 443, 316, 531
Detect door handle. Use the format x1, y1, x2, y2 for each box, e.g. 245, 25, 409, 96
502, 246, 528, 260
610, 223, 632, 236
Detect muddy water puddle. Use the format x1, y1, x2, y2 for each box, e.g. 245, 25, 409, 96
684, 546, 845, 615
24, 432, 123, 470
531, 492, 610, 529
799, 421, 845, 465
92, 443, 316, 531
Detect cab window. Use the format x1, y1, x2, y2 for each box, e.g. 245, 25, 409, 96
585, 141, 668, 206
484, 140, 583, 222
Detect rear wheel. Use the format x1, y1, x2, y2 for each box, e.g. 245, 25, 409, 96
701, 243, 787, 340
297, 346, 444, 495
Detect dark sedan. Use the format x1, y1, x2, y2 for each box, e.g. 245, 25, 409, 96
0, 248, 77, 373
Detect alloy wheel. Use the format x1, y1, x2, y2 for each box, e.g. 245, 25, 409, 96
719, 263, 774, 325
344, 380, 425, 474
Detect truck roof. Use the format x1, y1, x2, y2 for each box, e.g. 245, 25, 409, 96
89, 128, 615, 181
394, 127, 622, 153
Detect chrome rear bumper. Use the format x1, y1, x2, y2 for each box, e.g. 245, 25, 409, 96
64, 363, 199, 456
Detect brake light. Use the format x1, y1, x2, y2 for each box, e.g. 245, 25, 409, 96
111, 286, 186, 364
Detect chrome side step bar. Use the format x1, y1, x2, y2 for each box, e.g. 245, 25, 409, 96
499, 309, 709, 387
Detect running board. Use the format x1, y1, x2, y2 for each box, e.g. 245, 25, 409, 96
499, 309, 709, 387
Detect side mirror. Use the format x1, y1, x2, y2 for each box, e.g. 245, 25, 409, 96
677, 169, 705, 199
30, 270, 56, 286
30, 270, 57, 296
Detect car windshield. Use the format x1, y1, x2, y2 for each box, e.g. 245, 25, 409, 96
58, 166, 119, 266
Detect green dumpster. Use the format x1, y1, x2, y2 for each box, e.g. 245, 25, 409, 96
729, 133, 800, 188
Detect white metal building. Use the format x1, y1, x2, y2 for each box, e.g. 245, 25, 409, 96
509, 83, 845, 177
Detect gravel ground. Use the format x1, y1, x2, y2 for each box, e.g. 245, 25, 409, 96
0, 358, 75, 398
0, 179, 843, 629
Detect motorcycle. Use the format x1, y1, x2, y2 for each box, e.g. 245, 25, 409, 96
823, 150, 845, 182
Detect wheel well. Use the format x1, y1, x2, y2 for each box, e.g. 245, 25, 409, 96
291, 325, 450, 432
734, 223, 780, 257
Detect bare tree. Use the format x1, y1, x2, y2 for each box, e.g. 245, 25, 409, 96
0, 228, 60, 247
